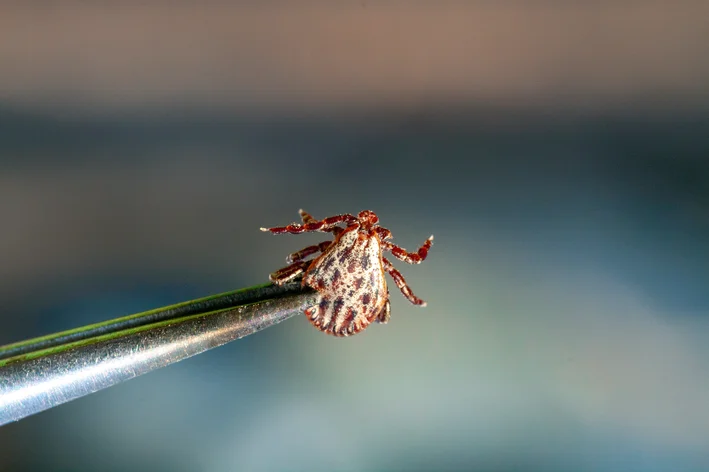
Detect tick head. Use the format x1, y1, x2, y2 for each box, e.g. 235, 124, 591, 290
357, 210, 379, 228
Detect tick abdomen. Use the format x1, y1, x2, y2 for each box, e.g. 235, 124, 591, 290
303, 228, 387, 336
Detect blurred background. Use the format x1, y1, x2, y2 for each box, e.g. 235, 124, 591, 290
1, 3, 709, 471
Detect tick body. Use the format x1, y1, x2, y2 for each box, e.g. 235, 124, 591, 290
261, 209, 433, 337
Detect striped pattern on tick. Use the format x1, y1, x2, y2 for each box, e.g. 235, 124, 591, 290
261, 209, 433, 337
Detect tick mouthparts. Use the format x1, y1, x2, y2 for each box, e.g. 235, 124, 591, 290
259, 227, 269, 232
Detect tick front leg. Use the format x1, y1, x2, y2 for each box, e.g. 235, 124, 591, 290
382, 257, 427, 306
382, 235, 434, 264
286, 240, 332, 264
299, 209, 316, 224
269, 260, 311, 285
374, 226, 393, 240
260, 213, 358, 235
300, 209, 343, 236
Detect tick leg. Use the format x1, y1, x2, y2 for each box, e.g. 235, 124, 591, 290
269, 260, 311, 285
286, 240, 332, 264
375, 226, 393, 240
300, 209, 343, 236
261, 213, 357, 235
376, 298, 391, 324
382, 235, 434, 264
299, 209, 316, 224
382, 257, 427, 306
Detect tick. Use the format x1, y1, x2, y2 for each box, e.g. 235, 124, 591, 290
261, 209, 433, 337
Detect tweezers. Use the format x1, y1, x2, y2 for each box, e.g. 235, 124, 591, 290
0, 281, 317, 426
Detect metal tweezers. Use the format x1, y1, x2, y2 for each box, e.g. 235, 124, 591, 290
0, 281, 316, 426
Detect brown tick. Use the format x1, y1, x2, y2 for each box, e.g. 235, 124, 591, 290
261, 209, 433, 337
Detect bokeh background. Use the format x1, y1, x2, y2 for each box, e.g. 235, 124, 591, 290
1, 3, 709, 471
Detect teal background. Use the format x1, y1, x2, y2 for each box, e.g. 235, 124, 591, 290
1, 4, 708, 471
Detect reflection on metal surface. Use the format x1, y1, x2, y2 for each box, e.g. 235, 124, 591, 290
0, 289, 316, 426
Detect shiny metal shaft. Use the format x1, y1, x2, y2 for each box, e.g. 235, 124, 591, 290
0, 288, 315, 426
